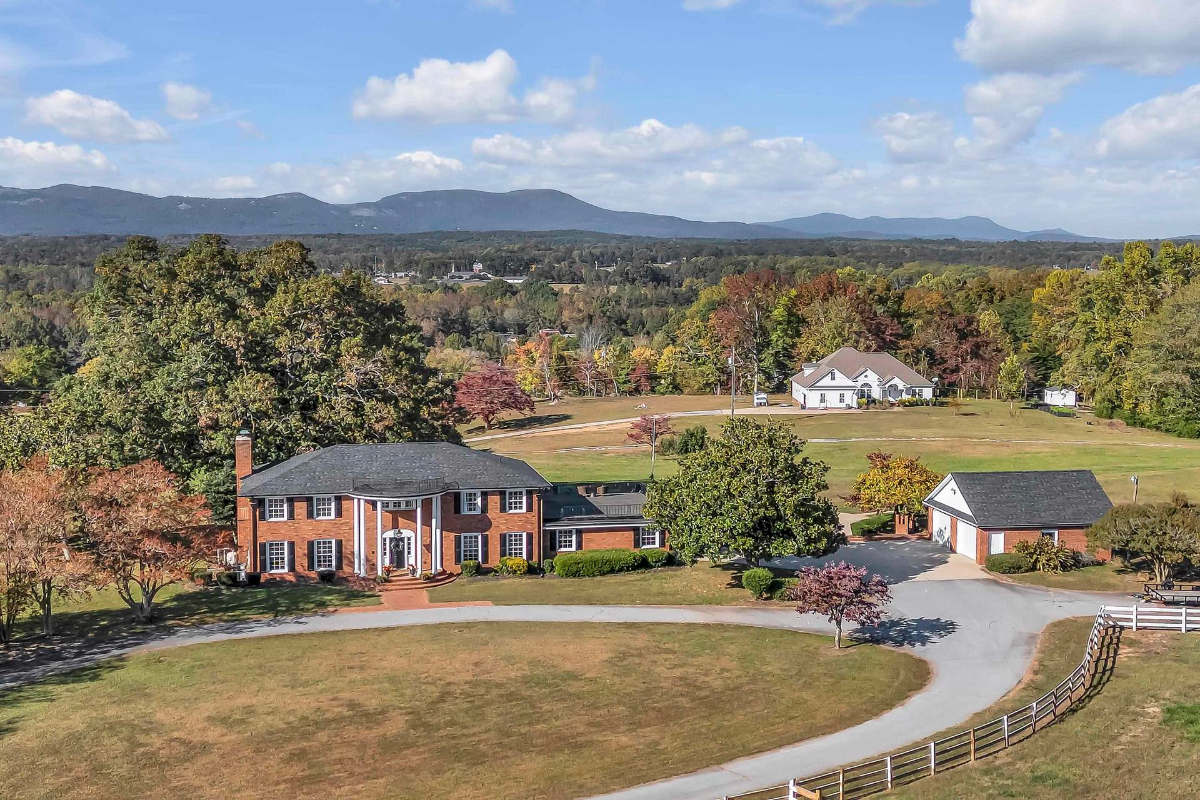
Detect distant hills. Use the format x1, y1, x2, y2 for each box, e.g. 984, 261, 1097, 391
0, 184, 1112, 242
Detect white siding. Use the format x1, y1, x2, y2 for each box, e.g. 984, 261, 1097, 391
929, 476, 974, 517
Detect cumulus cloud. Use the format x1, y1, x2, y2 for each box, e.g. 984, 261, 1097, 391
352, 49, 591, 125
0, 136, 112, 185
957, 0, 1200, 75
684, 136, 841, 190
162, 82, 213, 120
1096, 84, 1200, 160
473, 119, 748, 167
873, 111, 954, 163
213, 175, 258, 194
960, 72, 1081, 155
256, 150, 466, 202
24, 90, 168, 143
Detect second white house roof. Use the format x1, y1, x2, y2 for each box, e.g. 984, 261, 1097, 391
791, 346, 933, 389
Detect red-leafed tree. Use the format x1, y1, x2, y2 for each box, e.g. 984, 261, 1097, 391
794, 561, 892, 648
455, 362, 536, 430
628, 414, 676, 477
83, 460, 216, 623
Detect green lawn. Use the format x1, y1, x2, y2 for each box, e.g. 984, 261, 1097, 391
1004, 561, 1149, 594
492, 400, 1200, 504
887, 618, 1200, 800
0, 622, 928, 800
429, 563, 774, 606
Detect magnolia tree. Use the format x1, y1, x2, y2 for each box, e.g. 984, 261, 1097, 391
0, 457, 92, 637
83, 460, 217, 623
455, 362, 536, 430
1089, 495, 1200, 583
794, 561, 891, 649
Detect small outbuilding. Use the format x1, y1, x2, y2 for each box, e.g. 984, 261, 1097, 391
923, 470, 1113, 564
1042, 386, 1077, 407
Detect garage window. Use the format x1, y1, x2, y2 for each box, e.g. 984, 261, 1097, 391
1041, 529, 1060, 545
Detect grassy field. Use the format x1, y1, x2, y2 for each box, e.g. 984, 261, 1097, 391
483, 400, 1200, 504
1004, 561, 1150, 593
0, 622, 928, 800
886, 618, 1200, 800
429, 562, 774, 605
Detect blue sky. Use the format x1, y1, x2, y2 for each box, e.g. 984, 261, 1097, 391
3, 0, 1200, 237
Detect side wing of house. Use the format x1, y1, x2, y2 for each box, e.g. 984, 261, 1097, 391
923, 474, 978, 558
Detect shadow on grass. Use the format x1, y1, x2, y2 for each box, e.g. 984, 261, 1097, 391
478, 413, 572, 434
853, 616, 959, 648
0, 658, 128, 738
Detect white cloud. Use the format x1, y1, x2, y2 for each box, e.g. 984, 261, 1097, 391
213, 175, 258, 194
24, 90, 168, 143
873, 111, 954, 163
957, 0, 1200, 75
352, 49, 592, 125
161, 82, 213, 121
1096, 84, 1200, 160
682, 0, 744, 9
473, 119, 748, 167
471, 0, 513, 11
255, 150, 466, 202
236, 119, 266, 139
684, 136, 840, 189
0, 136, 112, 185
960, 72, 1081, 155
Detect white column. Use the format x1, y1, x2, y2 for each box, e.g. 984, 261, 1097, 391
376, 500, 384, 576
351, 498, 361, 575
432, 496, 442, 573
415, 498, 425, 574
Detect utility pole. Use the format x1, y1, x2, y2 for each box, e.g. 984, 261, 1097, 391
729, 346, 737, 418
1131, 474, 1139, 504
650, 415, 657, 478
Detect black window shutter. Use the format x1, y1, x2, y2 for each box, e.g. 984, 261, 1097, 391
257, 499, 266, 521
526, 489, 533, 513
333, 539, 343, 570
480, 491, 488, 514
526, 531, 534, 561
334, 496, 342, 519
575, 530, 583, 551
285, 541, 295, 571
454, 534, 463, 565
479, 533, 488, 564
286, 498, 295, 520
306, 540, 315, 571
305, 497, 314, 519
499, 534, 507, 558
453, 492, 461, 514
257, 542, 267, 570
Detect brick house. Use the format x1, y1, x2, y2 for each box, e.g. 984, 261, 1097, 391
542, 482, 661, 559
234, 431, 553, 579
923, 470, 1113, 565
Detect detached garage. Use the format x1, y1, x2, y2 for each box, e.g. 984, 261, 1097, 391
922, 470, 1114, 565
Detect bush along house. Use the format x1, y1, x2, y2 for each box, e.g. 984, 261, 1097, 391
234, 431, 554, 580
542, 482, 662, 561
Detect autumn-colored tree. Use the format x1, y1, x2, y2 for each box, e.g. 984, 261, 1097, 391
83, 460, 217, 623
628, 414, 676, 475
846, 451, 943, 534
455, 362, 535, 430
0, 456, 91, 636
794, 561, 892, 649
0, 531, 29, 646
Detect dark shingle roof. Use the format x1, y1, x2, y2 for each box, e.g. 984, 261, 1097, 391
790, 347, 933, 389
543, 483, 652, 528
238, 443, 551, 497
935, 470, 1112, 529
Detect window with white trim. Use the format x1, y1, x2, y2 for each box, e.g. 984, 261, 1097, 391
637, 528, 660, 548
461, 491, 482, 514
265, 498, 287, 521
460, 533, 481, 562
314, 538, 335, 571
1041, 529, 1060, 545
313, 495, 336, 520
501, 531, 526, 559
819, 392, 826, 404
265, 540, 288, 572
556, 530, 577, 552
381, 499, 416, 511
506, 490, 527, 513
838, 393, 845, 404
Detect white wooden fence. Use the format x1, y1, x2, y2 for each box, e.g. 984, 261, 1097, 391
716, 605, 1195, 800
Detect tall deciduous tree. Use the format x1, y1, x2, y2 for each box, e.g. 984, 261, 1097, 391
33, 236, 461, 520
645, 418, 841, 566
627, 414, 676, 476
996, 353, 1028, 412
845, 451, 943, 520
1088, 495, 1200, 583
794, 561, 891, 649
83, 460, 217, 623
455, 362, 535, 430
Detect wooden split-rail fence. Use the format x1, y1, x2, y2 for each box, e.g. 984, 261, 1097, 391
715, 604, 1199, 800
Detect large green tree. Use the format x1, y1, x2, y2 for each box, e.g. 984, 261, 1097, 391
1089, 496, 1200, 583
34, 236, 461, 519
644, 417, 841, 566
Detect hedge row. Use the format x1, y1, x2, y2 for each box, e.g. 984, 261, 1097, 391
553, 548, 672, 578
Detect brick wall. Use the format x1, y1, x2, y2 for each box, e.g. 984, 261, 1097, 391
990, 527, 1109, 562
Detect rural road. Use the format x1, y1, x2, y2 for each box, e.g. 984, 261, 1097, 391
0, 542, 1124, 800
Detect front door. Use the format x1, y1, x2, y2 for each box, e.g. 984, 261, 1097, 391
384, 532, 415, 572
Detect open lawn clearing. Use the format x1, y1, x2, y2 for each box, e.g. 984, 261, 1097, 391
1003, 561, 1149, 594
429, 563, 775, 605
1, 583, 379, 674
886, 618, 1200, 800
0, 622, 928, 800
494, 400, 1200, 504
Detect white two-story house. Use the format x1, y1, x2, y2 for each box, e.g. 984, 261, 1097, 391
790, 347, 935, 409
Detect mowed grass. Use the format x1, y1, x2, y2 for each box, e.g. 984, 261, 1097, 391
0, 622, 928, 800
886, 618, 1200, 800
430, 562, 765, 605
1004, 561, 1150, 593
491, 400, 1200, 504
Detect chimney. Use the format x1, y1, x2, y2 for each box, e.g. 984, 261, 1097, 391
235, 429, 254, 489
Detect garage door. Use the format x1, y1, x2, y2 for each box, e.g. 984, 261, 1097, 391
931, 509, 952, 548
956, 521, 977, 558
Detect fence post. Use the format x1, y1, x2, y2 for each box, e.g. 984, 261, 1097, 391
1030, 698, 1038, 731
929, 741, 936, 776
969, 729, 976, 761
1132, 605, 1138, 631
886, 755, 893, 789
1003, 714, 1010, 747
788, 778, 798, 800
838, 768, 845, 800
1183, 606, 1188, 633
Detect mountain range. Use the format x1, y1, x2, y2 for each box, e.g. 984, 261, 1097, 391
0, 184, 1111, 242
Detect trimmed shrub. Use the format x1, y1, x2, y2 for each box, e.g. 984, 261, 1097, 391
419, 571, 435, 582
316, 569, 336, 584
1013, 537, 1079, 573
769, 577, 798, 601
554, 548, 647, 578
541, 558, 557, 575
495, 556, 530, 576
216, 571, 238, 587
986, 553, 1032, 574
641, 548, 672, 568
460, 560, 480, 578
851, 513, 894, 538
675, 425, 709, 455
741, 567, 774, 598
